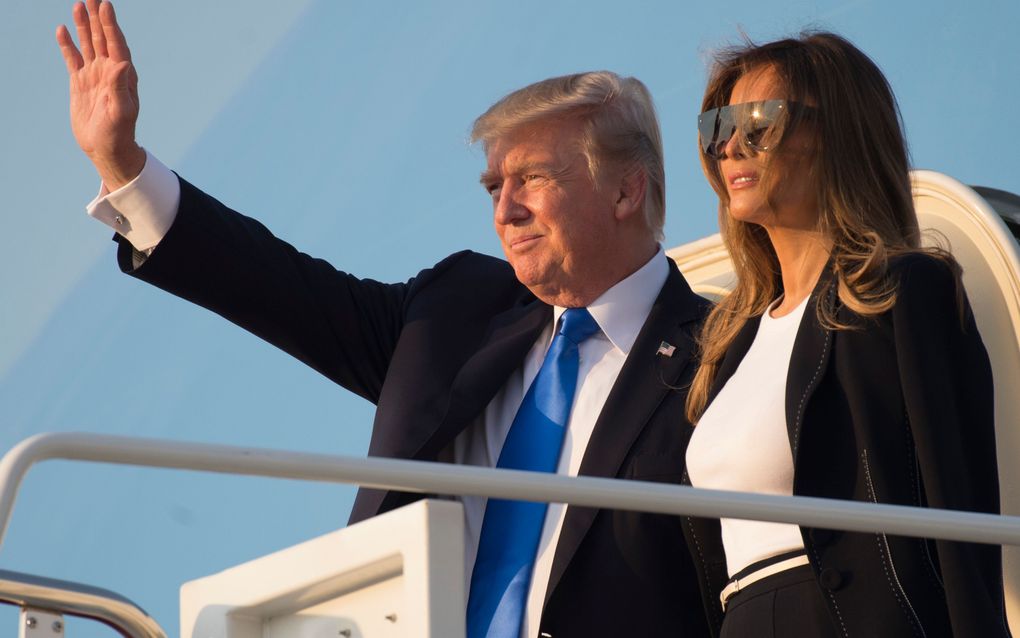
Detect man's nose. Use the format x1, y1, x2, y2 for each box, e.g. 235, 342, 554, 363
494, 182, 529, 224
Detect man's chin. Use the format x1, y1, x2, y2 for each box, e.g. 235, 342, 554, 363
511, 263, 552, 297
511, 267, 544, 291
514, 272, 586, 307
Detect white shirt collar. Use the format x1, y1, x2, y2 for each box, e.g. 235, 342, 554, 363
552, 247, 669, 355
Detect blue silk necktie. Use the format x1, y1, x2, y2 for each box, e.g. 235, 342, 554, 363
466, 307, 601, 638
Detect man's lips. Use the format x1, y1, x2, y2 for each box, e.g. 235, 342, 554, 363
508, 234, 542, 250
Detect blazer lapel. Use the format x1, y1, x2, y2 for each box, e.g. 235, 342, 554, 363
700, 269, 836, 464
784, 272, 836, 463
545, 263, 705, 603
708, 315, 760, 406
676, 312, 758, 494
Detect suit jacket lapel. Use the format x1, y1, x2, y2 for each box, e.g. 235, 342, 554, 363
409, 298, 552, 462
545, 263, 704, 603
374, 298, 550, 516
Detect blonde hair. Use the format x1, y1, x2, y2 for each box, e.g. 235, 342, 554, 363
472, 71, 666, 241
686, 32, 956, 423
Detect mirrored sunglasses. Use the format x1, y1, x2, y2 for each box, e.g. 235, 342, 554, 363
698, 100, 814, 160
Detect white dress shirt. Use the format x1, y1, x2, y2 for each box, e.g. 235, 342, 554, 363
447, 247, 667, 638
86, 151, 180, 251
87, 152, 669, 638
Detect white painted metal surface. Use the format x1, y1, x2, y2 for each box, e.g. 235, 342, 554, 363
666, 231, 731, 300
0, 569, 165, 638
20, 608, 62, 638
1, 432, 1019, 552
180, 499, 465, 638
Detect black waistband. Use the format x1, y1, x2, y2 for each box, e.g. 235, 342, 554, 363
728, 549, 808, 583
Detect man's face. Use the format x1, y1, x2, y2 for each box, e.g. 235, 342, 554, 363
481, 119, 623, 306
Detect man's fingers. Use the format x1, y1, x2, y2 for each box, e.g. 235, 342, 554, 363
100, 2, 131, 62
86, 0, 108, 58
72, 2, 95, 61
56, 25, 85, 74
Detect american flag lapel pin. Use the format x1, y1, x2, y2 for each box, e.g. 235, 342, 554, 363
657, 341, 676, 357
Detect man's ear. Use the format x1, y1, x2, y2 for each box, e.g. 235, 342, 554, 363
613, 166, 647, 222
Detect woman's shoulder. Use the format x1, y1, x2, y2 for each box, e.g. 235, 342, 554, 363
886, 250, 962, 296
885, 250, 965, 320
828, 251, 960, 324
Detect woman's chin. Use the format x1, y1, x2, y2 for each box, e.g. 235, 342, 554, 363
727, 206, 769, 226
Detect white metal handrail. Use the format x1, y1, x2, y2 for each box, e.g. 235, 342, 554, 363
0, 431, 1018, 552
0, 568, 166, 638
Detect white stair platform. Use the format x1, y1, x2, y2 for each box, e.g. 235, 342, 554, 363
180, 499, 465, 638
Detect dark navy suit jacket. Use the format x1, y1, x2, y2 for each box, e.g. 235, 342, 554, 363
118, 178, 713, 637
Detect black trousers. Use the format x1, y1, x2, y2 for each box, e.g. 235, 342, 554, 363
720, 565, 840, 638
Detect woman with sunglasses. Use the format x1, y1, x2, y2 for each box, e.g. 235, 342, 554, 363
681, 32, 1008, 637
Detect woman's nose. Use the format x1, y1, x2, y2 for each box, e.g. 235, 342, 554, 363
721, 126, 747, 160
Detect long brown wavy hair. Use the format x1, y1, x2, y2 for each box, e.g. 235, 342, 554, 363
686, 32, 953, 423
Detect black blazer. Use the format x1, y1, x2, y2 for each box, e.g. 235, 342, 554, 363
681, 254, 1009, 637
117, 178, 712, 638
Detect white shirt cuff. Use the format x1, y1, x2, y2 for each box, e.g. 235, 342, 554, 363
86, 149, 181, 251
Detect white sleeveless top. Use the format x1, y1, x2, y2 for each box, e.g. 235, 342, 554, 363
685, 296, 810, 577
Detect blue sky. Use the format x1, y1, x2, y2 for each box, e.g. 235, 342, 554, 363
3, 0, 1019, 635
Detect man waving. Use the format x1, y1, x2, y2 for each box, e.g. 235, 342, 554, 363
57, 3, 710, 636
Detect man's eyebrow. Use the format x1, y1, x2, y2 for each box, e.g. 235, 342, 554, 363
480, 161, 566, 186
479, 169, 500, 186
515, 160, 561, 175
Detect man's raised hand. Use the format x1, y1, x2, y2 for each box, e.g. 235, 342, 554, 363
57, 0, 145, 190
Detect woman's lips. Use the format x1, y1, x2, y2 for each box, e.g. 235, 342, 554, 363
728, 173, 759, 190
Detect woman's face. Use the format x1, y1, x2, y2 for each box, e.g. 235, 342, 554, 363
719, 67, 819, 230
